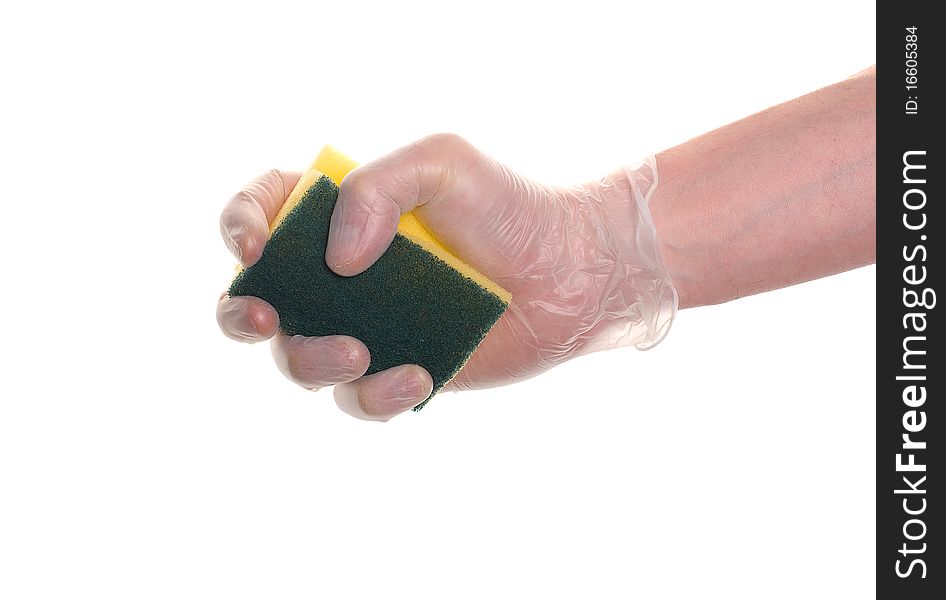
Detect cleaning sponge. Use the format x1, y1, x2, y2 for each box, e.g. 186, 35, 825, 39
228, 147, 511, 409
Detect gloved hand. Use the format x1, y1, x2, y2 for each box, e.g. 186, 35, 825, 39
217, 134, 677, 420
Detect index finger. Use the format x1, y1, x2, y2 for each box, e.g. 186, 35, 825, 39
220, 169, 302, 267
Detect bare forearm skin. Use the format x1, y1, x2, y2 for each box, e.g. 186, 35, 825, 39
647, 67, 876, 309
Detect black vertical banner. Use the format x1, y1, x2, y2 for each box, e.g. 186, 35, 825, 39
877, 2, 942, 598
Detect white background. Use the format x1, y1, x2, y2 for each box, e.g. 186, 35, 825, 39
0, 1, 875, 598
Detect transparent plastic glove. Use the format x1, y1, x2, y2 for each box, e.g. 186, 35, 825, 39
217, 134, 677, 420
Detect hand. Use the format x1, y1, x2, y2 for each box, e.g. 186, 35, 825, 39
217, 134, 675, 421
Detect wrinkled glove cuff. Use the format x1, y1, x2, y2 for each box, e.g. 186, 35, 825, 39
622, 156, 677, 349
580, 156, 677, 354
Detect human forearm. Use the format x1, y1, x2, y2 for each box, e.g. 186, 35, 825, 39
645, 67, 876, 309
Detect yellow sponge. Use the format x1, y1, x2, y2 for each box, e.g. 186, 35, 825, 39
271, 146, 510, 303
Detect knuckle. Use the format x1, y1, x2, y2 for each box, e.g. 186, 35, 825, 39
219, 200, 242, 230
264, 168, 291, 198
282, 348, 310, 383
344, 340, 371, 372
421, 133, 478, 171
334, 387, 389, 422
425, 133, 476, 162
274, 337, 311, 384
357, 391, 385, 418
231, 187, 258, 208
340, 169, 379, 202
233, 170, 281, 210
279, 337, 367, 386
341, 170, 402, 217
424, 132, 469, 151
340, 167, 368, 192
